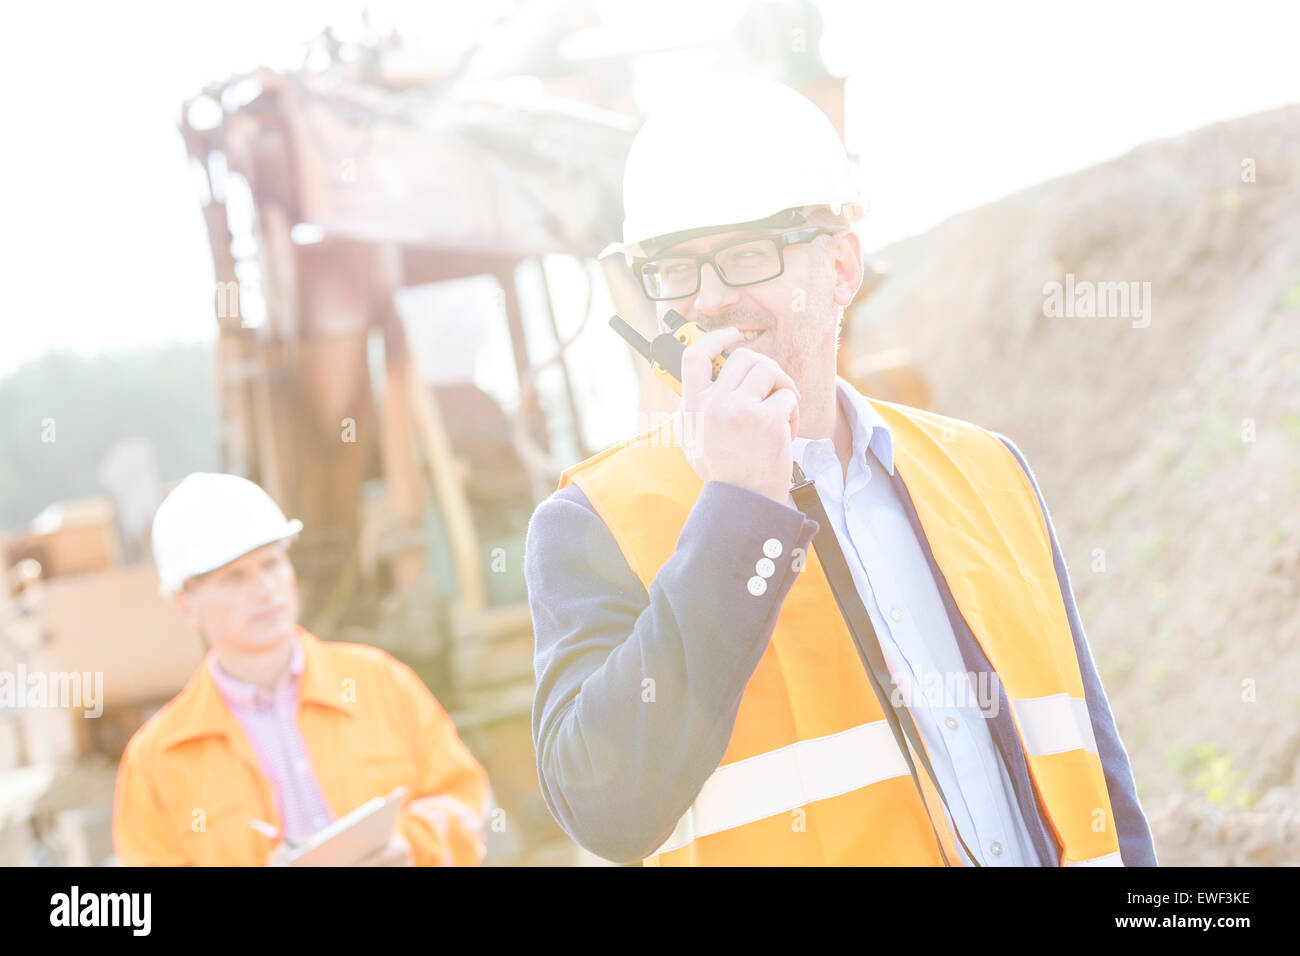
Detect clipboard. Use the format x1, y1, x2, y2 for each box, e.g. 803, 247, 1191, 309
284, 785, 408, 867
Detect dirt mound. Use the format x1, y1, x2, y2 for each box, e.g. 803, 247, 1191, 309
850, 104, 1300, 865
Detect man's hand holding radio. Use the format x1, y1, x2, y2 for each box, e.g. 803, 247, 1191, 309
680, 326, 801, 505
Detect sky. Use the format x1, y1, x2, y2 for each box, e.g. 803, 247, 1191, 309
1, 0, 1296, 378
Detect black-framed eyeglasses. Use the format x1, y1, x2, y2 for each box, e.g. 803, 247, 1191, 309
633, 227, 833, 301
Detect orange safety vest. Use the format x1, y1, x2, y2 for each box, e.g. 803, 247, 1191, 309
559, 400, 1122, 866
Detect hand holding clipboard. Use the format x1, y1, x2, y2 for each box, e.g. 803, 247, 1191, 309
259, 786, 409, 867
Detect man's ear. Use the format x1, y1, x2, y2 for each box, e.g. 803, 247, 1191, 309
830, 230, 864, 310
172, 588, 201, 630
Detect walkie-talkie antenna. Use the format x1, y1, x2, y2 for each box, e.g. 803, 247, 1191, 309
609, 315, 653, 362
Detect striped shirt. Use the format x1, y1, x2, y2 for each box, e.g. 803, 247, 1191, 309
208, 632, 335, 843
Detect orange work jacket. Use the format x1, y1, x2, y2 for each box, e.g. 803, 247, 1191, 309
113, 628, 489, 866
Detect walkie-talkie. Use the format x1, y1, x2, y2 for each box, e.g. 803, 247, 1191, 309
610, 307, 793, 477
608, 310, 726, 396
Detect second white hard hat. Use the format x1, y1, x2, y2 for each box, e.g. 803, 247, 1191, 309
601, 74, 864, 262
151, 473, 302, 596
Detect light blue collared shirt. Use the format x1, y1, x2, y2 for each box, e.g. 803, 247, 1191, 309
788, 376, 1042, 866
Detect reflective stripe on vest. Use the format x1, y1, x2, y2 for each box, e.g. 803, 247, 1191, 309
1011, 693, 1098, 756
653, 720, 910, 855
1066, 851, 1124, 866
559, 399, 1122, 866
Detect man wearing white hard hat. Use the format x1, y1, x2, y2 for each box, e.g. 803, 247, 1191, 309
526, 75, 1156, 866
113, 473, 490, 866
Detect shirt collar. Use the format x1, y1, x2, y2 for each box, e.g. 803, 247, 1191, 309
157, 629, 353, 753
791, 375, 896, 477
208, 629, 305, 710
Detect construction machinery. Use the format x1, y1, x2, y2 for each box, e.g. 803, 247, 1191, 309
1, 2, 928, 866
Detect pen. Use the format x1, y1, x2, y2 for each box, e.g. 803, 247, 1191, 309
250, 818, 298, 850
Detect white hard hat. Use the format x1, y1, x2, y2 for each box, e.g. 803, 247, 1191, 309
601, 74, 864, 263
151, 473, 302, 596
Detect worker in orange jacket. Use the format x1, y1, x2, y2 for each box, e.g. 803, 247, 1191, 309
113, 473, 490, 866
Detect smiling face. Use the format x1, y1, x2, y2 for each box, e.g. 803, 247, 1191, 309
173, 540, 300, 655
651, 214, 864, 399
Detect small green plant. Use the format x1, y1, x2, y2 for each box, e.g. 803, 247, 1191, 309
1177, 457, 1212, 487
1107, 488, 1131, 517
1144, 659, 1170, 693
1168, 742, 1257, 809
1281, 276, 1300, 311
1148, 580, 1171, 612
1283, 412, 1300, 444
1134, 522, 1176, 569
1130, 722, 1152, 751
1098, 646, 1136, 682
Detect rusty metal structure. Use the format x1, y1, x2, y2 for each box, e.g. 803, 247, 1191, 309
171, 9, 927, 862
175, 32, 644, 859
182, 59, 632, 660
0, 1, 928, 867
